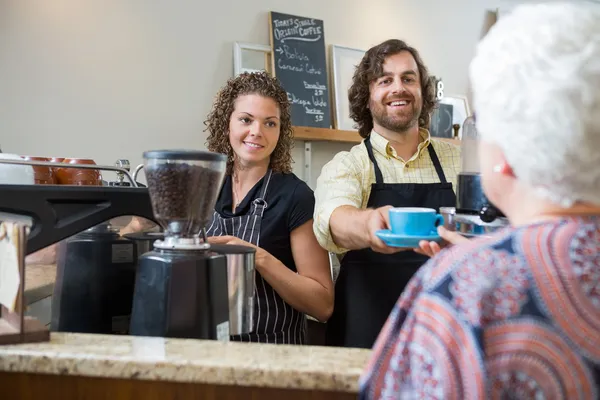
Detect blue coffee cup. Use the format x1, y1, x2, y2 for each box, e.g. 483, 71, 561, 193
389, 207, 445, 236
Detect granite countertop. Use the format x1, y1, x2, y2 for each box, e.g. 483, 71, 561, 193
0, 332, 371, 393
24, 264, 56, 304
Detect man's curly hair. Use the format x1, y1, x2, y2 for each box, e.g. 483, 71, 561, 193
204, 71, 294, 175
349, 39, 437, 138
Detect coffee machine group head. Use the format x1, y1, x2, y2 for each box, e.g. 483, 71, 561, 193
442, 116, 509, 237
129, 150, 256, 341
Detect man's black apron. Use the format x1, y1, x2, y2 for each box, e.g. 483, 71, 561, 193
325, 137, 456, 349
206, 169, 306, 344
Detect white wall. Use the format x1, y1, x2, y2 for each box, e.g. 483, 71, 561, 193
0, 0, 499, 188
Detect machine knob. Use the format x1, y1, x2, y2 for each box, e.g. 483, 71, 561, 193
452, 124, 460, 138
110, 159, 131, 186
115, 159, 131, 171
480, 205, 498, 223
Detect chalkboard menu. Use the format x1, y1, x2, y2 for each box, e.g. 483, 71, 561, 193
269, 11, 332, 128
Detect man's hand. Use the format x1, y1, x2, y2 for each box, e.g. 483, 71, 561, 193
330, 205, 413, 254
364, 206, 412, 254
413, 226, 469, 257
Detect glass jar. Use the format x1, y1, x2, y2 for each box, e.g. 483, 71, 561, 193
460, 116, 480, 174
55, 158, 102, 185
22, 156, 57, 184
0, 153, 35, 184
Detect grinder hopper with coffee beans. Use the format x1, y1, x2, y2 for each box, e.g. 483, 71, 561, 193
127, 150, 256, 341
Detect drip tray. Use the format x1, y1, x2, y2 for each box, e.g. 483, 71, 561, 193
454, 213, 510, 238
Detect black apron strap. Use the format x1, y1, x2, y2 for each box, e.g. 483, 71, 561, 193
367, 136, 449, 185
258, 169, 273, 200
364, 137, 384, 184
427, 143, 448, 184
250, 169, 273, 215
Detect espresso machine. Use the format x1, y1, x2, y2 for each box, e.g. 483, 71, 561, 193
0, 152, 256, 341
0, 158, 156, 335
128, 150, 256, 341
53, 159, 156, 334
442, 116, 510, 237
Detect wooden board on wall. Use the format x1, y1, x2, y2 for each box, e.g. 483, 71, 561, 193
268, 11, 332, 129
292, 126, 461, 146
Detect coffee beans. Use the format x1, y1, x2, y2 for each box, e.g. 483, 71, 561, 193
146, 163, 223, 236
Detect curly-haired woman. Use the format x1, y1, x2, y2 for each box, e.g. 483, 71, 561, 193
204, 71, 333, 344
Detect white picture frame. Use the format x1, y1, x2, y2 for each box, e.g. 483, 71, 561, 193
330, 45, 366, 131
438, 95, 472, 139
233, 42, 273, 76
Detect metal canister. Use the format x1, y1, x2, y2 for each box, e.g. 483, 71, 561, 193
207, 243, 256, 336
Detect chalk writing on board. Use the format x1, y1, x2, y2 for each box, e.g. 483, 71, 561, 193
272, 18, 323, 42
275, 45, 309, 61
269, 11, 332, 128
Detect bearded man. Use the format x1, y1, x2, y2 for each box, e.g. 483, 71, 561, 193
313, 39, 461, 349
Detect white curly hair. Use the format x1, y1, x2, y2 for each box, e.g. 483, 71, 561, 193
469, 1, 600, 207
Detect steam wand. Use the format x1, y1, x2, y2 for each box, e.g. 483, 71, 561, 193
132, 164, 144, 182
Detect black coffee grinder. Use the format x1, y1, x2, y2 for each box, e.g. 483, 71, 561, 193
0, 158, 156, 335
128, 150, 256, 341
53, 222, 139, 335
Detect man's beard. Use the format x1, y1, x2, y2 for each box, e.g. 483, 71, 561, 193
370, 99, 421, 133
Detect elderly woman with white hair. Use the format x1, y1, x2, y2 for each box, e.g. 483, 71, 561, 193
358, 2, 600, 399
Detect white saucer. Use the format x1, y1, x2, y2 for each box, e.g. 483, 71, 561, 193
375, 229, 442, 248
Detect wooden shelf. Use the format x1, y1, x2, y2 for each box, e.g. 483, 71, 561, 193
293, 126, 362, 143
292, 126, 460, 145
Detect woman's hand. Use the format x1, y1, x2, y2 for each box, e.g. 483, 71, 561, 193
119, 216, 157, 236
206, 235, 271, 269
414, 226, 469, 257
207, 221, 334, 322
25, 243, 58, 265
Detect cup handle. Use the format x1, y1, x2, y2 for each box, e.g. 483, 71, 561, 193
435, 214, 444, 228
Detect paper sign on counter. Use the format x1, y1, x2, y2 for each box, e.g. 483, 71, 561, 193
0, 222, 22, 312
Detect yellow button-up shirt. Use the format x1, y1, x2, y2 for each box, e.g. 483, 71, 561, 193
313, 128, 461, 254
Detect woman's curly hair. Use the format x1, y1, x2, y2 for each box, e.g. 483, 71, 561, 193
349, 39, 437, 138
204, 71, 294, 175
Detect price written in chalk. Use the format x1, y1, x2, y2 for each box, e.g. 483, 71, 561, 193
287, 91, 328, 122
304, 81, 326, 97
287, 82, 328, 124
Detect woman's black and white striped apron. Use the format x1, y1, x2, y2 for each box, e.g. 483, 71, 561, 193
205, 169, 307, 344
